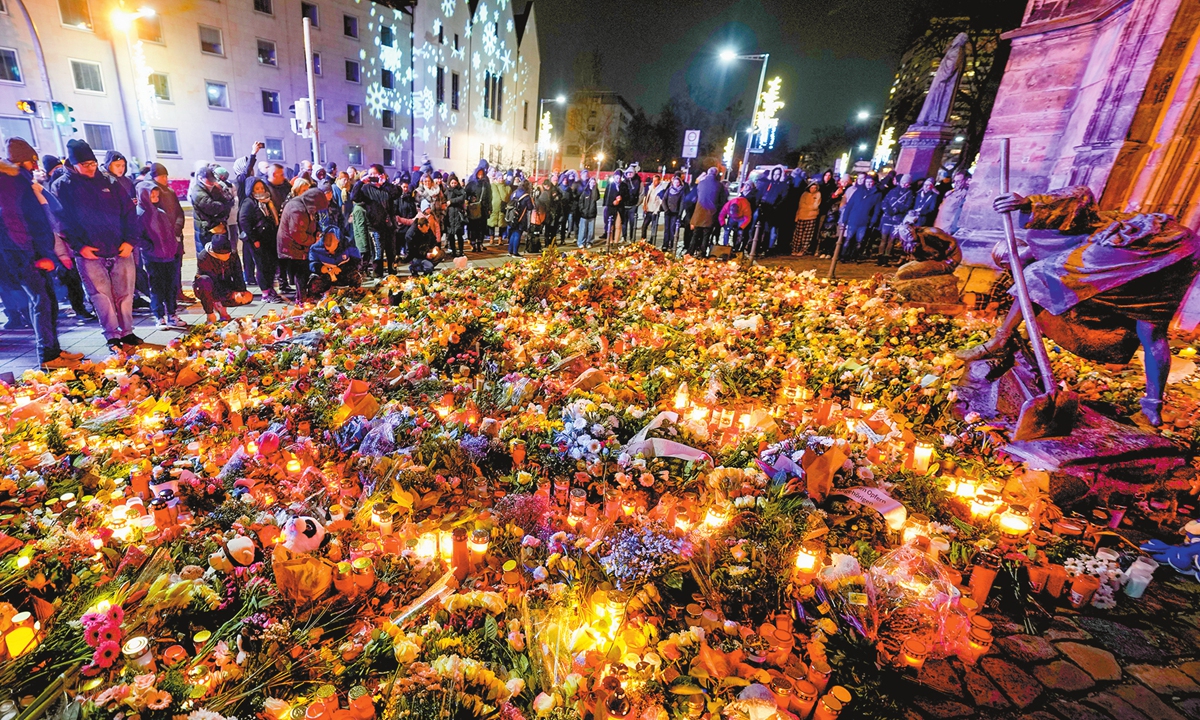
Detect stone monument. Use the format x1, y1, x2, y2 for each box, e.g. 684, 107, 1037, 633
894, 32, 968, 180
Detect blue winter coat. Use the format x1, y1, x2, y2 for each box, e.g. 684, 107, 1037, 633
50, 167, 136, 257
841, 186, 883, 230
136, 180, 179, 262
0, 161, 56, 264
308, 229, 362, 275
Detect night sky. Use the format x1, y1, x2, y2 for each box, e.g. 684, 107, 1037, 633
535, 0, 1024, 147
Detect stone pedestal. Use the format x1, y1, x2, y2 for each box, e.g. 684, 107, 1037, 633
894, 124, 956, 181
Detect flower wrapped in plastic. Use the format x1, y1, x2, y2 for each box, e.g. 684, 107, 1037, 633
869, 542, 963, 658
816, 553, 878, 640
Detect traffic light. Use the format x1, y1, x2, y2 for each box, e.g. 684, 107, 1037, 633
51, 102, 76, 132
15, 100, 36, 115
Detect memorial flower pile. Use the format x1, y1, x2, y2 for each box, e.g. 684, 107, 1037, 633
0, 246, 1194, 720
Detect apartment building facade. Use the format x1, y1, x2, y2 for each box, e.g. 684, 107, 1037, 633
0, 0, 538, 178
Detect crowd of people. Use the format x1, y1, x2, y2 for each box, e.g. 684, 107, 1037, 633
0, 133, 971, 371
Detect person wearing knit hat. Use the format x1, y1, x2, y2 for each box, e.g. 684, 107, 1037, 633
193, 223, 251, 323
48, 138, 143, 352
0, 137, 83, 368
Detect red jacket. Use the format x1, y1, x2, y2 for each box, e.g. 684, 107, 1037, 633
718, 197, 752, 229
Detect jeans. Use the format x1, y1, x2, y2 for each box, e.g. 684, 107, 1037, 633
239, 226, 257, 283
507, 228, 523, 255
0, 255, 60, 361
624, 207, 637, 241
577, 217, 595, 248
689, 226, 714, 257
878, 225, 900, 262
641, 212, 659, 241
194, 226, 207, 255
410, 258, 434, 276
841, 226, 870, 261
77, 254, 135, 340
146, 260, 178, 319
663, 213, 680, 251
721, 222, 746, 250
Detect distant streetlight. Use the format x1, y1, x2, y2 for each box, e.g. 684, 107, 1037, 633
718, 47, 770, 183
555, 94, 566, 103
858, 143, 868, 151
954, 135, 965, 143
111, 6, 154, 30
856, 109, 870, 121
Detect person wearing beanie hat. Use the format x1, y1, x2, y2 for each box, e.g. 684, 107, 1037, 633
189, 164, 233, 254
41, 154, 61, 176
193, 222, 251, 323
146, 163, 193, 306
0, 136, 83, 368
49, 138, 143, 352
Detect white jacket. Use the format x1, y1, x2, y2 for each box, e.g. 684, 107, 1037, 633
642, 182, 664, 213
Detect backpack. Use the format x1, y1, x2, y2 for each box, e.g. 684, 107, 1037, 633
505, 197, 526, 226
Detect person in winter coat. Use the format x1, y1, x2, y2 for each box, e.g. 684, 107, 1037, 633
556, 172, 576, 241
0, 138, 83, 368
444, 174, 468, 257
405, 213, 440, 275
603, 170, 628, 243
193, 231, 251, 323
489, 173, 512, 243
641, 175, 664, 241
575, 177, 600, 249
392, 179, 418, 258
689, 169, 725, 257
50, 139, 143, 351
792, 183, 822, 255
660, 175, 686, 253
532, 178, 559, 249
101, 151, 136, 202
758, 167, 789, 253
277, 186, 330, 304
190, 167, 235, 255
351, 165, 396, 276
718, 192, 753, 252
839, 175, 883, 262
239, 178, 283, 303
913, 177, 941, 228
878, 174, 916, 265
307, 228, 362, 295
415, 174, 443, 221
505, 182, 533, 257
465, 162, 492, 252
134, 180, 187, 331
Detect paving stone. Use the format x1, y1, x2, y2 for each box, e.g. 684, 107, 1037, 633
996, 633, 1059, 663
1178, 698, 1200, 720
960, 665, 1010, 709
1052, 699, 1111, 720
1047, 617, 1093, 642
1146, 628, 1196, 659
991, 620, 1026, 637
1179, 661, 1200, 684
1057, 642, 1123, 682
981, 656, 1044, 709
1126, 664, 1200, 696
1109, 682, 1187, 720
917, 658, 963, 698
913, 696, 975, 718
1076, 618, 1166, 662
1083, 692, 1153, 720
1035, 660, 1097, 692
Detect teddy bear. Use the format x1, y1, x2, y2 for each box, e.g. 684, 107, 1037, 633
282, 516, 326, 554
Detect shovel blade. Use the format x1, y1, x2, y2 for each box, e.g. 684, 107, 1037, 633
1012, 390, 1080, 441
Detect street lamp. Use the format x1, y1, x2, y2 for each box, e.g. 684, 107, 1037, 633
856, 109, 870, 121
110, 6, 157, 164
535, 94, 567, 178
596, 152, 605, 172
719, 49, 770, 183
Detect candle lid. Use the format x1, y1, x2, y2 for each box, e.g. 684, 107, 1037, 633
193, 630, 211, 643
969, 615, 992, 632
831, 685, 852, 704
122, 636, 150, 657
351, 557, 373, 571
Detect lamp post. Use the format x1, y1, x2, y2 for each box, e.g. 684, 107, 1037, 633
110, 7, 157, 164
720, 49, 769, 183
11, 0, 65, 155
856, 108, 889, 167
535, 94, 566, 179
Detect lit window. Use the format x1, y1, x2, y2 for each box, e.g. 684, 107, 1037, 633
153, 128, 179, 156
206, 81, 229, 109
347, 145, 362, 165
347, 103, 361, 125
257, 39, 277, 66
135, 14, 162, 43
148, 72, 170, 101
212, 133, 234, 160
264, 138, 284, 161
343, 14, 358, 39
70, 59, 103, 93
199, 25, 224, 56
262, 90, 281, 115
59, 0, 91, 30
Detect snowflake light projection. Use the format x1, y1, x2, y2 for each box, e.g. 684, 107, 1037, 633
441, 0, 455, 17
482, 23, 498, 55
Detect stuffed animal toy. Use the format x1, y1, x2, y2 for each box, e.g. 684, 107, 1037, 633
209, 535, 258, 573
282, 516, 326, 554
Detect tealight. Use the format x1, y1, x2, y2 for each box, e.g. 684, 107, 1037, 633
912, 443, 934, 474
997, 506, 1032, 538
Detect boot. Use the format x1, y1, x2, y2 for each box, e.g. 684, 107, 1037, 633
956, 334, 1013, 362
1139, 397, 1163, 427
373, 259, 384, 278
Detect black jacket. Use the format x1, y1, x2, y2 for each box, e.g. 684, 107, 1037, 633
576, 184, 599, 219
405, 223, 437, 261
190, 182, 233, 233
351, 179, 393, 230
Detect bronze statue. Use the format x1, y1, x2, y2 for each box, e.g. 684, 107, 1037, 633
958, 187, 1200, 426
915, 33, 969, 127
890, 223, 962, 304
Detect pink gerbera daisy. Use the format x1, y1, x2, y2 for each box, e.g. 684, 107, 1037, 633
99, 624, 122, 644
83, 624, 103, 647
105, 605, 125, 625
93, 640, 120, 668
